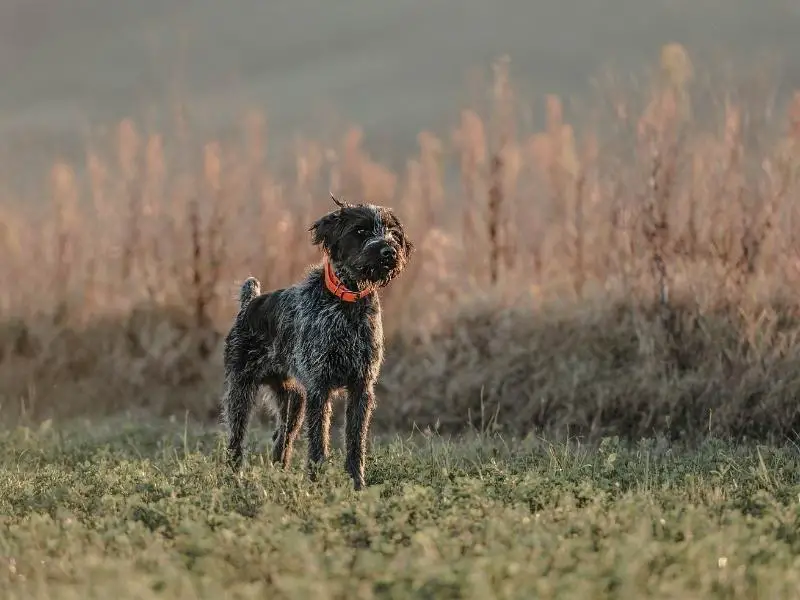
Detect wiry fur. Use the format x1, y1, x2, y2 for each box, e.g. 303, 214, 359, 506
239, 277, 260, 308
221, 195, 414, 490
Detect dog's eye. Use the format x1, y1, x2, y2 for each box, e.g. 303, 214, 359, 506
356, 228, 369, 237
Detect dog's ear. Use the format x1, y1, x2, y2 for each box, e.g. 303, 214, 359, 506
403, 235, 415, 257
388, 211, 414, 258
309, 210, 341, 251
310, 192, 352, 252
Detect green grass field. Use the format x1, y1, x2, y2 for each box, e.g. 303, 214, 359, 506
2, 419, 800, 599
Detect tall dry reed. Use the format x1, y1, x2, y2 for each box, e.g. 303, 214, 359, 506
2, 46, 800, 439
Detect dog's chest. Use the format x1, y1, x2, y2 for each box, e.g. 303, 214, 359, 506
297, 303, 383, 383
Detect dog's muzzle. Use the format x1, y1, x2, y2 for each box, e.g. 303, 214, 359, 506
367, 237, 397, 262
363, 237, 399, 279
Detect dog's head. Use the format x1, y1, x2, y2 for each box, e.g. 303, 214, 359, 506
310, 194, 414, 289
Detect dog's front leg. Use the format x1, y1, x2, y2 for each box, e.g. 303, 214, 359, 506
344, 380, 376, 490
305, 387, 334, 480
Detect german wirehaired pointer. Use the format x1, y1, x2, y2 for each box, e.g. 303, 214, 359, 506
221, 194, 414, 490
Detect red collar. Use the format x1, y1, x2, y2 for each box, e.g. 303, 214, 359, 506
323, 258, 375, 302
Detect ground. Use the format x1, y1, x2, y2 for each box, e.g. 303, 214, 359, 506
2, 418, 800, 599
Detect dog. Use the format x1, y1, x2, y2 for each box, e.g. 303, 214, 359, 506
221, 193, 414, 490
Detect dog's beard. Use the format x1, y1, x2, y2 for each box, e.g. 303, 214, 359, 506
344, 252, 404, 289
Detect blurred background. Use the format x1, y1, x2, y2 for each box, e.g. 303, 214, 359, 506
1, 0, 799, 178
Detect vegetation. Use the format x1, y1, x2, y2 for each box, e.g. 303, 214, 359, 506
3, 43, 800, 598
2, 421, 800, 599
1, 46, 800, 441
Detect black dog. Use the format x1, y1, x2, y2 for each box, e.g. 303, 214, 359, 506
221, 194, 414, 489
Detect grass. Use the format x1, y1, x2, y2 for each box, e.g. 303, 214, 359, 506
2, 420, 800, 599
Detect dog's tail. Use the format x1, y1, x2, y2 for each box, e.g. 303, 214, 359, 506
238, 277, 261, 310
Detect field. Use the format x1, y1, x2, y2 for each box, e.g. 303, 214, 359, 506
2, 421, 800, 599
2, 23, 800, 598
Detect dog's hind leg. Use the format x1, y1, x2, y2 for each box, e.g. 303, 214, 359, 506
222, 377, 259, 470
268, 378, 307, 468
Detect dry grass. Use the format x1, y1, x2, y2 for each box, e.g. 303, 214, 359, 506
2, 46, 800, 441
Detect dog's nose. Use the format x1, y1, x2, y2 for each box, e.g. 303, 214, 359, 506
380, 245, 397, 259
